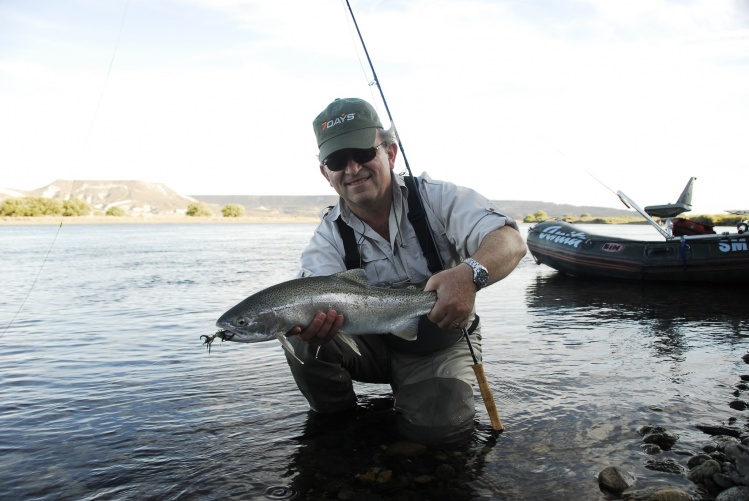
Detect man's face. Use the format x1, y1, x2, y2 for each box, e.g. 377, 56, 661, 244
320, 133, 397, 211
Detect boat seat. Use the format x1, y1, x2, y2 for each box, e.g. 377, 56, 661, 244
644, 177, 695, 218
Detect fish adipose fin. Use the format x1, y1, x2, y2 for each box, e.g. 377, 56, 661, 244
391, 318, 420, 341
337, 331, 361, 355
276, 332, 304, 364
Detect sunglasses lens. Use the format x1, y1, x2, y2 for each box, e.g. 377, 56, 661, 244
324, 153, 348, 172
324, 147, 378, 171
352, 148, 377, 165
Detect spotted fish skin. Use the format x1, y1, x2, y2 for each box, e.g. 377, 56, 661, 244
215, 269, 436, 357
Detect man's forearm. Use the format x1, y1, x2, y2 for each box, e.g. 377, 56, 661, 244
470, 226, 527, 286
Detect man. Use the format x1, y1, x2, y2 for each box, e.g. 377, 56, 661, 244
285, 97, 526, 443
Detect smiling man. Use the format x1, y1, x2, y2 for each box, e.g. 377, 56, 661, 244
284, 97, 527, 443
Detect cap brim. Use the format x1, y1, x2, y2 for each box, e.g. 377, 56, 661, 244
318, 128, 377, 162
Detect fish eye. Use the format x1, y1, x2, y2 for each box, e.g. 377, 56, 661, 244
237, 318, 247, 326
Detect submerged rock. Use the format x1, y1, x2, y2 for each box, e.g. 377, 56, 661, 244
384, 442, 427, 457
686, 459, 721, 485
686, 453, 712, 469
598, 465, 636, 493
639, 425, 679, 450
695, 423, 743, 438
642, 444, 663, 454
644, 458, 685, 475
729, 400, 749, 411
621, 485, 694, 501
715, 486, 749, 501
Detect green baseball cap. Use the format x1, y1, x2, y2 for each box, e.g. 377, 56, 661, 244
313, 98, 383, 162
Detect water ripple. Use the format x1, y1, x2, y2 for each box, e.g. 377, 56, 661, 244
1, 224, 747, 500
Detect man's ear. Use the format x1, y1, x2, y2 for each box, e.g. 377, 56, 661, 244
387, 142, 398, 170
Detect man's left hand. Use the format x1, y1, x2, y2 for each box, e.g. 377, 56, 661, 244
423, 264, 476, 330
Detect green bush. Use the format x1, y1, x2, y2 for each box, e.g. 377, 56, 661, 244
186, 202, 212, 217
221, 204, 245, 218
0, 197, 63, 216
62, 198, 91, 216
523, 210, 549, 223
106, 206, 126, 217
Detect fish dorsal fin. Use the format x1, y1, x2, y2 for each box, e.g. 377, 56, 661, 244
334, 269, 370, 286
391, 318, 420, 341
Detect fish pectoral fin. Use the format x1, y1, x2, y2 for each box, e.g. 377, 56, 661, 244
391, 318, 419, 341
337, 331, 361, 356
276, 332, 304, 365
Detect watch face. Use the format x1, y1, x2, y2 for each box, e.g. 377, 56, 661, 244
465, 258, 488, 289
476, 267, 489, 285
476, 267, 489, 287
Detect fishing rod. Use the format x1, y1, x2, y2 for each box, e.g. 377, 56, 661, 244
344, 0, 504, 431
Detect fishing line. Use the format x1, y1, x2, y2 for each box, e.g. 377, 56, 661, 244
0, 0, 130, 342
341, 0, 503, 431
341, 0, 419, 191
339, 1, 380, 106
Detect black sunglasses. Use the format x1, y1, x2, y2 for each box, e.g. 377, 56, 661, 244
323, 142, 386, 172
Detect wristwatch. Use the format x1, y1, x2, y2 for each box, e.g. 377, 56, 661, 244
463, 258, 489, 291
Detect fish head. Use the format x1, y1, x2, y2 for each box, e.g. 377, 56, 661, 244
215, 303, 279, 343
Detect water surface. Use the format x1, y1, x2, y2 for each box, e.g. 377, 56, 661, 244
1, 223, 746, 500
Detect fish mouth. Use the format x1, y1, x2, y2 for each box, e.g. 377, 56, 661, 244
215, 329, 235, 341
200, 329, 236, 351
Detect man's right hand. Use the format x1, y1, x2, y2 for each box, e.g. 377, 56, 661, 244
287, 309, 344, 346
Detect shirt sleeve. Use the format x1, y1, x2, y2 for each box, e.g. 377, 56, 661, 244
418, 172, 519, 260
298, 218, 348, 278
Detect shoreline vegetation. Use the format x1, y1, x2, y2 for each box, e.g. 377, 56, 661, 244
2, 196, 742, 226
0, 214, 323, 225
1, 213, 741, 226
1, 194, 743, 226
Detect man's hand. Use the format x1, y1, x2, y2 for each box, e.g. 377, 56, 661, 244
287, 309, 344, 345
424, 225, 526, 330
424, 265, 476, 330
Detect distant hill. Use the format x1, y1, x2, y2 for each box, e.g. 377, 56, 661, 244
0, 180, 635, 220
192, 195, 340, 219
191, 194, 635, 221
1, 180, 197, 215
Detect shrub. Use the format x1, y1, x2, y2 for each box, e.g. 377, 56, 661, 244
523, 210, 549, 223
186, 202, 212, 217
0, 197, 63, 216
106, 206, 126, 217
62, 198, 91, 216
221, 204, 245, 218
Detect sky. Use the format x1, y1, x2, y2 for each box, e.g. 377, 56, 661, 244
1, 0, 748, 214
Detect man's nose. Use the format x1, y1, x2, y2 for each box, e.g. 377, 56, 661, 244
344, 158, 363, 175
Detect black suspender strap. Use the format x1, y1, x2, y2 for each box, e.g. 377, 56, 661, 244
335, 216, 361, 270
334, 176, 443, 273
403, 176, 443, 273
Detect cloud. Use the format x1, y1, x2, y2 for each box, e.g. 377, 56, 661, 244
1, 0, 747, 213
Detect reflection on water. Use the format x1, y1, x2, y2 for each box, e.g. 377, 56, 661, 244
527, 272, 748, 350
0, 223, 747, 500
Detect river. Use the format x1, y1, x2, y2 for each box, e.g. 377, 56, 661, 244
0, 223, 746, 500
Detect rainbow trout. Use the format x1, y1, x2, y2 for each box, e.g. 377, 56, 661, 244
211, 269, 436, 360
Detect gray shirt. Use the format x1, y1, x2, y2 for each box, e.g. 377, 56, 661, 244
299, 171, 518, 285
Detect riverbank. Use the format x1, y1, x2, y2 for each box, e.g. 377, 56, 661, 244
0, 214, 321, 225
